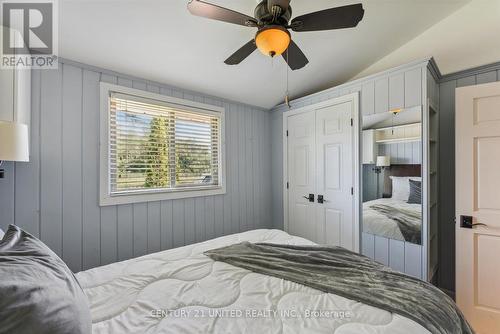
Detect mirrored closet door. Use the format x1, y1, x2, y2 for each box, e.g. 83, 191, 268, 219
361, 107, 429, 279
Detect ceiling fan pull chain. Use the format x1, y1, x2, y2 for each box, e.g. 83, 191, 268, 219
392, 114, 395, 135
285, 48, 291, 109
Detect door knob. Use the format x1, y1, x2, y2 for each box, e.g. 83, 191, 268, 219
303, 194, 314, 202
460, 215, 487, 229
317, 195, 329, 204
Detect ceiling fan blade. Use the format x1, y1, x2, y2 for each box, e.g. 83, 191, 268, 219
224, 40, 257, 65
290, 3, 364, 32
282, 40, 309, 70
187, 0, 257, 27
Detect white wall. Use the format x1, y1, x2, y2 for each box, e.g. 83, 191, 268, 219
353, 0, 500, 78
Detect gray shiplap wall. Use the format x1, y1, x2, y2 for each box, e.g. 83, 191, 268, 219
438, 64, 500, 293
0, 59, 273, 272
378, 141, 421, 165
270, 110, 284, 230
362, 165, 382, 202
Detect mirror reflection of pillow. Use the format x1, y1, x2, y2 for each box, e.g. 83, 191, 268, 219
408, 180, 422, 204
390, 176, 421, 201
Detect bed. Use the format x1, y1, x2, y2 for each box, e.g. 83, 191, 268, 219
362, 197, 422, 244
76, 229, 430, 334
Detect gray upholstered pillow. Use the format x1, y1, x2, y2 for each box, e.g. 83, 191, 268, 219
408, 179, 422, 204
0, 228, 4, 240
0, 225, 91, 334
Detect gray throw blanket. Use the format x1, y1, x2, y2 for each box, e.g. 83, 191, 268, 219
204, 242, 473, 334
370, 204, 422, 244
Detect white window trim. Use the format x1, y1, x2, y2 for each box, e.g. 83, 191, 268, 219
99, 82, 226, 206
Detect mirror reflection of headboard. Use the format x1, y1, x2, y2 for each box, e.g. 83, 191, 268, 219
383, 164, 421, 197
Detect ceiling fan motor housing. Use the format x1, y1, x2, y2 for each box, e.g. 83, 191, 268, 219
254, 0, 292, 26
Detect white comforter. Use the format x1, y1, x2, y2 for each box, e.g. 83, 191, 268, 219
363, 198, 422, 242
76, 229, 429, 334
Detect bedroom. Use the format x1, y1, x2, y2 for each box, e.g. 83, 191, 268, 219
0, 0, 499, 333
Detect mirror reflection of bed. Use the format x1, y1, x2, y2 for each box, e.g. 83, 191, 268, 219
364, 164, 422, 244
361, 108, 424, 278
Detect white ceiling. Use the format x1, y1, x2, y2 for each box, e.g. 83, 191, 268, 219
354, 0, 499, 78
60, 0, 467, 109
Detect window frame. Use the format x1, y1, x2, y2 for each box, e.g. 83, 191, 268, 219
99, 82, 226, 206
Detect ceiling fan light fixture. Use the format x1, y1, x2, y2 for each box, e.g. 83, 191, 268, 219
255, 26, 290, 57
187, 0, 364, 69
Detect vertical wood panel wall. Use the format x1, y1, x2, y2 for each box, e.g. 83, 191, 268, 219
378, 141, 422, 165
438, 66, 500, 293
270, 111, 284, 230
0, 59, 273, 272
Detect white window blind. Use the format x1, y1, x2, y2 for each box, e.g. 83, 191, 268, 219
108, 92, 221, 196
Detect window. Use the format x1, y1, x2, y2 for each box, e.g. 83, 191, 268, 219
100, 83, 225, 205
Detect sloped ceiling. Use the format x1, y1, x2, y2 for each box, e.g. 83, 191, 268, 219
60, 0, 468, 108
353, 0, 500, 79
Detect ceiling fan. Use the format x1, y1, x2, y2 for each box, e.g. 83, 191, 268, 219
187, 0, 364, 70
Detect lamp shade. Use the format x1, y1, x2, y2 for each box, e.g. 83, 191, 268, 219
255, 26, 291, 57
0, 121, 29, 162
376, 155, 390, 167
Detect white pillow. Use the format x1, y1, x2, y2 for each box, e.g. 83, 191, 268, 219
390, 176, 421, 201
0, 227, 4, 240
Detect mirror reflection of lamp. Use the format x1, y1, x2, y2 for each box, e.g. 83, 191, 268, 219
391, 108, 402, 134
373, 155, 390, 197
0, 121, 30, 179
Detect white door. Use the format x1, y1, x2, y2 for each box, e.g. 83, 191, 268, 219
287, 111, 316, 242
316, 102, 355, 249
456, 81, 500, 333
286, 95, 358, 250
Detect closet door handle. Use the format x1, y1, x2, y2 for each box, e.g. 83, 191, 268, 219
317, 195, 329, 204
460, 215, 487, 229
303, 194, 314, 202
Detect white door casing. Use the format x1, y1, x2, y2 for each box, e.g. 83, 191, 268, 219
284, 93, 360, 251
456, 81, 500, 334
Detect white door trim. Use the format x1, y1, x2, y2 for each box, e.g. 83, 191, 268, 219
282, 93, 361, 252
